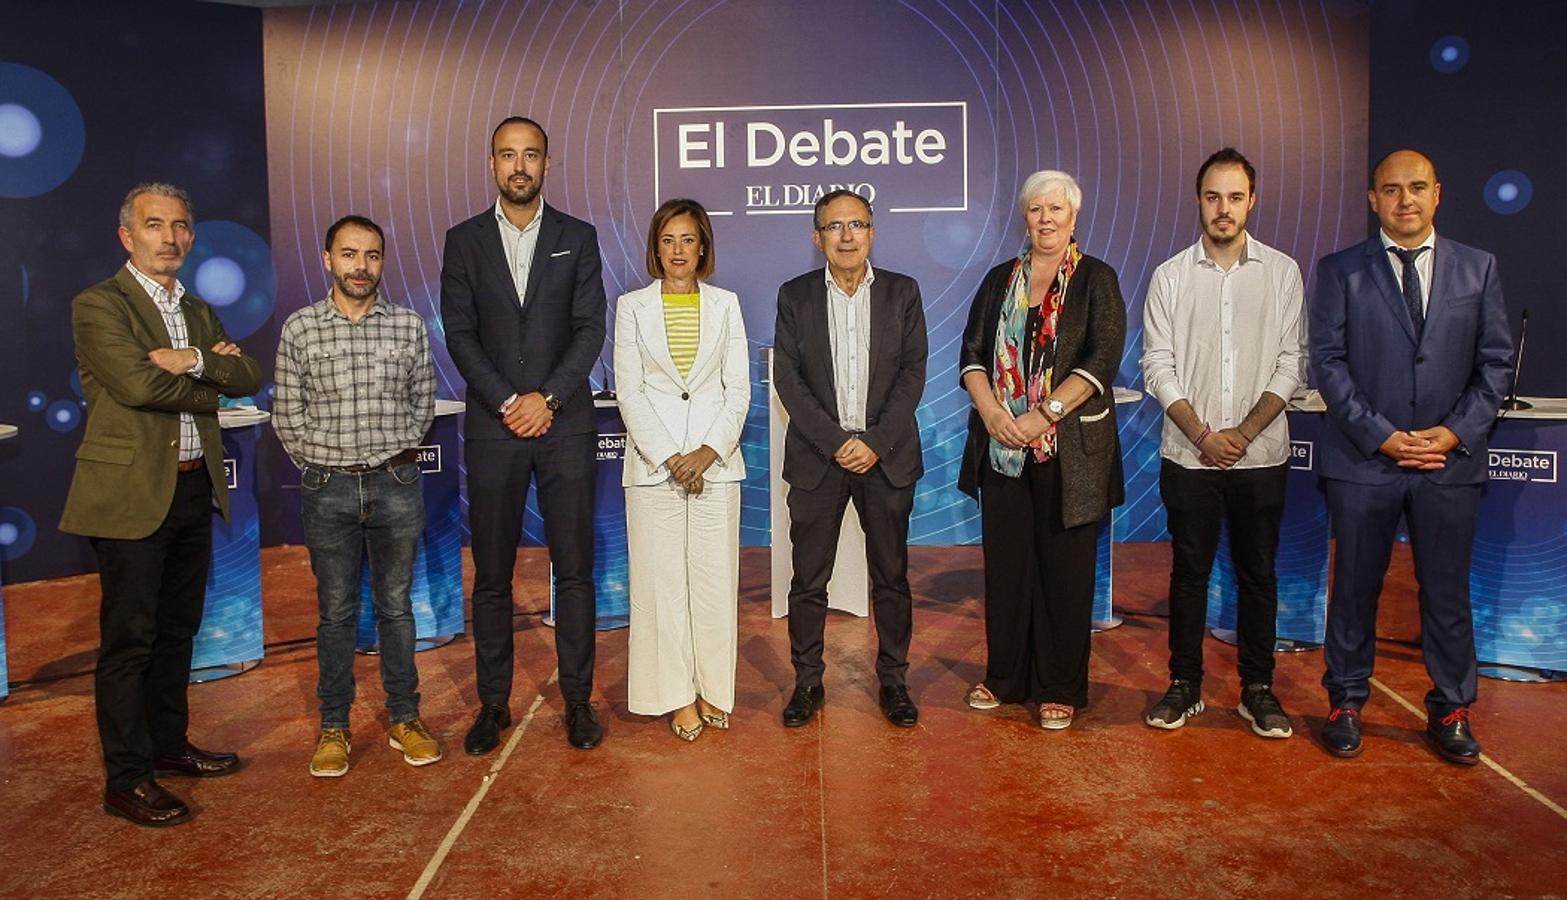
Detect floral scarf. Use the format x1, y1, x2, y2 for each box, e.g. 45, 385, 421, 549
988, 241, 1081, 476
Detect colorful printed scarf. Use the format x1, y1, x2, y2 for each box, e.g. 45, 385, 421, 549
988, 241, 1081, 476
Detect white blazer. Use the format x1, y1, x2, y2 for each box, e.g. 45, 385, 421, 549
613, 280, 751, 487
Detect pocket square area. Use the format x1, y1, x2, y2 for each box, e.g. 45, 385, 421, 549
550, 249, 572, 257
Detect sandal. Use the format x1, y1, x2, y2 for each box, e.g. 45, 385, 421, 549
670, 716, 704, 742
698, 709, 730, 730
965, 683, 1000, 710
1039, 703, 1075, 730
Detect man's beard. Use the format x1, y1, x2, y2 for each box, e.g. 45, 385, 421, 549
334, 270, 378, 300
500, 178, 541, 206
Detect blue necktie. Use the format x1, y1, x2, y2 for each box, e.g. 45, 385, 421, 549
1389, 246, 1428, 339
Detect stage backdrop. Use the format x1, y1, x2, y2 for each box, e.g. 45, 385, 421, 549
257, 0, 1370, 549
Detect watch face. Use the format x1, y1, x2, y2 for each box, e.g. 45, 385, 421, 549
1048, 400, 1064, 414
545, 395, 561, 410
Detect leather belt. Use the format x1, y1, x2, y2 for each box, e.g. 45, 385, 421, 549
332, 448, 419, 473
176, 457, 205, 473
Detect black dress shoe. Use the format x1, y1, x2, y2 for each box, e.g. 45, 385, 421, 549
1321, 707, 1363, 758
154, 741, 241, 778
1427, 708, 1480, 766
782, 685, 825, 727
879, 685, 919, 728
104, 779, 191, 828
565, 701, 602, 750
464, 704, 512, 755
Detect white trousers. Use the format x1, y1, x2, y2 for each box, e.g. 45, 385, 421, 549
625, 479, 740, 715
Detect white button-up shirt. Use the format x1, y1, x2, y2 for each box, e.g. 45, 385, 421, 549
495, 200, 543, 309
1140, 234, 1306, 470
825, 264, 874, 432
126, 262, 205, 462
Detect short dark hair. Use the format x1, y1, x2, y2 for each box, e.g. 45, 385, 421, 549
812, 189, 873, 229
645, 198, 716, 280
323, 214, 385, 253
1195, 148, 1256, 196
491, 116, 549, 155
1370, 148, 1437, 188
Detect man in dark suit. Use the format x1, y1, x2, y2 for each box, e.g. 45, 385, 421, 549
1309, 149, 1513, 764
440, 117, 607, 752
772, 189, 928, 729
61, 183, 261, 826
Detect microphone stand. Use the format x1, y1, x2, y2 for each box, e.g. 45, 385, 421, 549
1501, 308, 1531, 412
593, 354, 616, 402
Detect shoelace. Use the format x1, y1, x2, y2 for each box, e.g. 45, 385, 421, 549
1327, 707, 1358, 722
1439, 708, 1470, 727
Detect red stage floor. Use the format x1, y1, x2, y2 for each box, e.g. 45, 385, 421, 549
1, 544, 1563, 897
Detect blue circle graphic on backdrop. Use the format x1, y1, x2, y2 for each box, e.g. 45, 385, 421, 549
0, 507, 38, 561
27, 390, 46, 411
45, 398, 81, 432
1430, 36, 1470, 73
1484, 170, 1533, 215
178, 220, 276, 340
0, 63, 86, 198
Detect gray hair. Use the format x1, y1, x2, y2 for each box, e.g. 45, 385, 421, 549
1017, 170, 1082, 216
119, 182, 195, 230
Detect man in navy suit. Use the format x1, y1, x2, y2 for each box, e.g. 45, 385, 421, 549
440, 117, 607, 752
1309, 149, 1513, 764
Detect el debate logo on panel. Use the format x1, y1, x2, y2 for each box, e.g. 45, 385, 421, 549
653, 101, 968, 216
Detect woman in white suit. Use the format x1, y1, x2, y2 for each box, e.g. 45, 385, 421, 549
615, 198, 751, 741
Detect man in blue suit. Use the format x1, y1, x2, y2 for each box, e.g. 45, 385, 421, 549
1309, 149, 1513, 764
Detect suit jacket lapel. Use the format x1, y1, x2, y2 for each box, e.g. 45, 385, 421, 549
866, 274, 886, 398
635, 288, 683, 385
685, 281, 724, 386
1427, 236, 1459, 330
475, 212, 522, 310
1363, 238, 1417, 344
521, 205, 560, 324
115, 267, 174, 347
808, 276, 840, 421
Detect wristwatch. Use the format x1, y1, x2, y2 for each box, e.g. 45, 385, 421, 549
542, 391, 562, 411
1045, 398, 1065, 421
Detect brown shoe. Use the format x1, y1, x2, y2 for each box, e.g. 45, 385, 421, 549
155, 741, 241, 778
388, 719, 443, 766
104, 779, 191, 827
309, 728, 352, 778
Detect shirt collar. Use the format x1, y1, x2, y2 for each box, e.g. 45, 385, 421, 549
495, 200, 543, 237
319, 293, 389, 321
1194, 233, 1257, 270
1379, 229, 1436, 254
125, 261, 185, 306
824, 263, 875, 298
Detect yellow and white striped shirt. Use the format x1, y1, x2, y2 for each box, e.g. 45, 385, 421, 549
662, 292, 700, 379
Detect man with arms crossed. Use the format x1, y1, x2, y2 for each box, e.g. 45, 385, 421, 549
62, 182, 261, 826
772, 190, 928, 729
1310, 149, 1512, 764
1141, 148, 1306, 739
274, 214, 442, 776
441, 117, 608, 752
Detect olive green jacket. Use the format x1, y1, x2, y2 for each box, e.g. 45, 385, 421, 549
60, 266, 263, 540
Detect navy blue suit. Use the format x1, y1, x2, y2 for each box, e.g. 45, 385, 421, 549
1309, 234, 1512, 716
440, 203, 607, 705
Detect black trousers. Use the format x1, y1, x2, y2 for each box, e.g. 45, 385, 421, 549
1159, 459, 1288, 688
91, 467, 213, 791
785, 464, 915, 689
466, 431, 596, 706
979, 458, 1098, 708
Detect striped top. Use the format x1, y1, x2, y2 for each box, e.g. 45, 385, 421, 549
661, 292, 700, 379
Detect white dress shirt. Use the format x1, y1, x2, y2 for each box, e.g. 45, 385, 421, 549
1379, 228, 1437, 312
825, 265, 874, 432
495, 200, 543, 309
126, 262, 205, 462
1140, 234, 1306, 469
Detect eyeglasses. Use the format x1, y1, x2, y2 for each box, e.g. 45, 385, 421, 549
816, 220, 871, 234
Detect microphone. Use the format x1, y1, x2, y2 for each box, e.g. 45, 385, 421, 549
593, 354, 616, 402
1501, 308, 1531, 412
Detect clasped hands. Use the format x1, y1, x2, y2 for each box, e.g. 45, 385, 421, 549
665, 445, 718, 495
1196, 428, 1252, 469
834, 437, 880, 474
502, 391, 553, 439
148, 341, 242, 375
1379, 426, 1458, 470
980, 405, 1054, 450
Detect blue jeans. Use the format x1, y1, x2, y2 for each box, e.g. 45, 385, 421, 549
301, 462, 424, 729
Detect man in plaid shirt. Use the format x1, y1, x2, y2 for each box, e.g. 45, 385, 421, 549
273, 215, 442, 777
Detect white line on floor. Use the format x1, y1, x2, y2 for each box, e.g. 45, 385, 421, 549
1369, 676, 1567, 822
408, 671, 559, 899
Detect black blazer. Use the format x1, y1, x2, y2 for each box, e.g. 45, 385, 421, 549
958, 254, 1127, 528
439, 203, 608, 439
772, 268, 927, 490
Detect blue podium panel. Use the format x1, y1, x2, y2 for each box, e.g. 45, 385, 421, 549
1090, 519, 1114, 627
1472, 419, 1567, 671
546, 404, 630, 631
192, 423, 265, 677
1, 587, 9, 700
1208, 411, 1330, 645
356, 411, 466, 651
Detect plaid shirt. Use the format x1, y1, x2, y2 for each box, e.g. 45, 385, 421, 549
273, 295, 435, 468
126, 263, 205, 462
